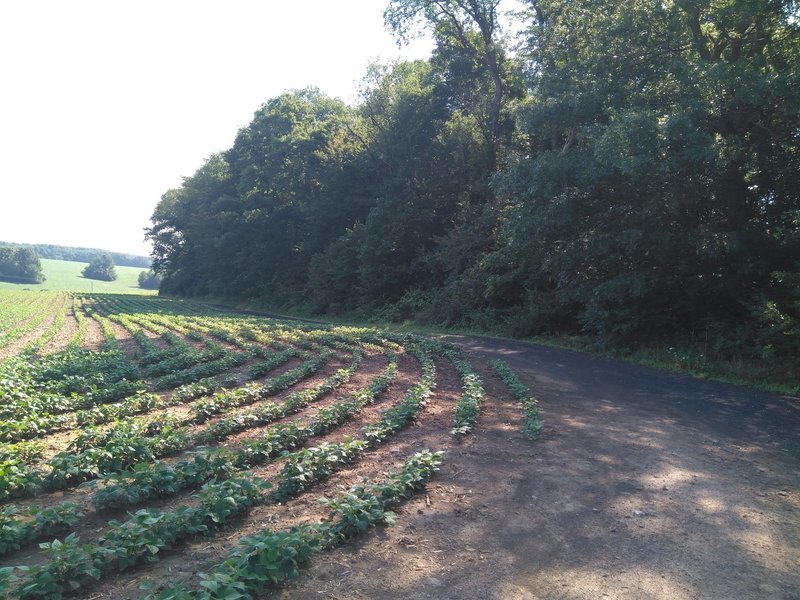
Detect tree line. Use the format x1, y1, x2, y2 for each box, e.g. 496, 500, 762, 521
147, 0, 800, 367
0, 242, 151, 268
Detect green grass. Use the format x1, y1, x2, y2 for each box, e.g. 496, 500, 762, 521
0, 259, 156, 294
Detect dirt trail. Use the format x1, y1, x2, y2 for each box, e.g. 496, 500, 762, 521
279, 336, 800, 600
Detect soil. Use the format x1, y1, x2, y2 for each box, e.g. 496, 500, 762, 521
274, 335, 800, 600
4, 334, 798, 599
39, 297, 79, 355
76, 297, 108, 351
0, 292, 64, 360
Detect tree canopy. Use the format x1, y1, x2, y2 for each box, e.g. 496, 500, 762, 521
147, 0, 800, 370
82, 253, 117, 281
0, 246, 45, 284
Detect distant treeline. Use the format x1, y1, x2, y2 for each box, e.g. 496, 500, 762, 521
0, 242, 151, 268
147, 1, 799, 371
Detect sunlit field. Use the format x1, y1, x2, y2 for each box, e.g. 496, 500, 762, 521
0, 291, 536, 598
0, 259, 156, 294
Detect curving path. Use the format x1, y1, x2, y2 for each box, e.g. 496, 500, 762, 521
280, 335, 800, 600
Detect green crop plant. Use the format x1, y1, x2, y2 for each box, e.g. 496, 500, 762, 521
142, 450, 442, 599
489, 359, 542, 440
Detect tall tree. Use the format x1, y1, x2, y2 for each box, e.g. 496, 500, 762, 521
481, 0, 800, 348
0, 246, 45, 283
385, 0, 509, 166
82, 253, 117, 281
147, 152, 234, 297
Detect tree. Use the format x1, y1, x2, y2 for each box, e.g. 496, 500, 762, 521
82, 253, 117, 281
385, 0, 508, 167
146, 90, 355, 302
143, 0, 799, 370
137, 269, 162, 290
0, 246, 45, 283
146, 153, 235, 297
480, 0, 800, 349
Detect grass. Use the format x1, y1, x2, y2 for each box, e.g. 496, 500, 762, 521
0, 259, 156, 294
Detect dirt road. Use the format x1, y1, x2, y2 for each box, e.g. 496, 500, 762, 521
280, 335, 800, 599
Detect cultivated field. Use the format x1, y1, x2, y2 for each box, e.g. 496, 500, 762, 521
0, 260, 156, 294
0, 291, 539, 598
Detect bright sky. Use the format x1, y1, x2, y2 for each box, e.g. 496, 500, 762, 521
0, 1, 433, 257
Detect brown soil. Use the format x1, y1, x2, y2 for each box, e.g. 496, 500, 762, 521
0, 292, 64, 360
77, 298, 108, 351
39, 297, 79, 355
4, 336, 799, 599
273, 336, 800, 600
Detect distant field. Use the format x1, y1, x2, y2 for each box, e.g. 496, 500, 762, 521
0, 258, 156, 294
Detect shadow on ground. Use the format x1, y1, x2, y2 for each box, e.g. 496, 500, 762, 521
279, 337, 800, 600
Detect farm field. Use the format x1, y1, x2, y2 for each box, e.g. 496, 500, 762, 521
0, 259, 155, 294
0, 290, 540, 599
0, 290, 798, 600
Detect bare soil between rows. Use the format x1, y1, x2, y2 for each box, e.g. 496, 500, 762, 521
4, 330, 799, 599
274, 335, 800, 600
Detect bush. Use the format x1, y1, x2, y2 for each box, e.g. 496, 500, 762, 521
82, 253, 117, 281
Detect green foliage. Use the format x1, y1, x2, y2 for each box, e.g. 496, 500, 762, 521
196, 477, 268, 524
81, 253, 117, 282
190, 352, 329, 421
144, 450, 442, 599
138, 269, 162, 290
103, 508, 198, 570
480, 0, 800, 354
273, 438, 368, 501
0, 246, 44, 284
490, 359, 541, 440
18, 533, 102, 599
196, 524, 323, 597
445, 349, 486, 437
17, 474, 270, 597
32, 1, 800, 387
0, 299, 460, 598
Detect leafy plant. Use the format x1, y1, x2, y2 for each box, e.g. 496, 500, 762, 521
489, 359, 542, 440
18, 534, 103, 599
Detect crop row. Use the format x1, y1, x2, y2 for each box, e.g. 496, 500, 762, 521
0, 295, 540, 598
490, 359, 542, 439
90, 351, 372, 510
4, 353, 433, 598
143, 450, 443, 600
0, 346, 350, 498
1, 450, 441, 600
0, 293, 63, 349
0, 503, 84, 557
189, 352, 331, 422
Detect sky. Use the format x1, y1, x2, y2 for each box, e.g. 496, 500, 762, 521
0, 1, 433, 257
